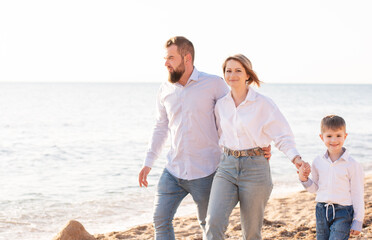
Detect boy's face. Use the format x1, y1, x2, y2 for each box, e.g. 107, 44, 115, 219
320, 128, 347, 154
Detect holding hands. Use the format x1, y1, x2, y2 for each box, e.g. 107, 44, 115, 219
298, 162, 311, 182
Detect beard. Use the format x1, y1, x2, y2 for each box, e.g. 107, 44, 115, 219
168, 60, 185, 83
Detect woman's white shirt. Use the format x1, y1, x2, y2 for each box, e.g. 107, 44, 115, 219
215, 86, 300, 162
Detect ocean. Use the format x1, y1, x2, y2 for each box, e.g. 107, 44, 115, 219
0, 83, 371, 239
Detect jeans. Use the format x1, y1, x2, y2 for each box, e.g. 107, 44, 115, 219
316, 202, 354, 240
206, 154, 273, 240
153, 168, 215, 240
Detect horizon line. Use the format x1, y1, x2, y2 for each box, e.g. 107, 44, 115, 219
0, 81, 371, 85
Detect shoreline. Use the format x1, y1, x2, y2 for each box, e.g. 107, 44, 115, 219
55, 175, 372, 239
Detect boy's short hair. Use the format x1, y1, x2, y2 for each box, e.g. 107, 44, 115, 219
321, 115, 346, 133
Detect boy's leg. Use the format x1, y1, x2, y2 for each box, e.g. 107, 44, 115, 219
186, 172, 216, 233
329, 205, 353, 240
153, 168, 188, 240
316, 202, 330, 240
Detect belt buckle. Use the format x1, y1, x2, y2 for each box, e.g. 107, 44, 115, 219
232, 150, 241, 158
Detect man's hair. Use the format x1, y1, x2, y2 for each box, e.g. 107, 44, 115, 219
321, 115, 346, 133
165, 36, 195, 64
222, 54, 261, 87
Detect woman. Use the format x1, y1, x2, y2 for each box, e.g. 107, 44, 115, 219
205, 54, 304, 240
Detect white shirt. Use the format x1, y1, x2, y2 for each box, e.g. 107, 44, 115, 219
215, 87, 300, 161
144, 67, 229, 180
302, 148, 365, 231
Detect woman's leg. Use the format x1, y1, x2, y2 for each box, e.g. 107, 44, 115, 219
206, 154, 239, 240
238, 155, 273, 240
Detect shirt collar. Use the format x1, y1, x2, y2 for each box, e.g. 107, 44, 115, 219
189, 67, 199, 82
323, 147, 349, 162
174, 67, 199, 87
245, 86, 257, 102
224, 85, 257, 103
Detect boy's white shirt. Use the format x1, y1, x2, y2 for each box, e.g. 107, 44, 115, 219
302, 148, 365, 231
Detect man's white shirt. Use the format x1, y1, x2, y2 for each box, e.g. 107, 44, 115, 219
144, 68, 229, 180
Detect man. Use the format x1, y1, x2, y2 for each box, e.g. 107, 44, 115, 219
138, 36, 271, 239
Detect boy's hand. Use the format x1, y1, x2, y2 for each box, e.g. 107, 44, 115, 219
350, 230, 360, 236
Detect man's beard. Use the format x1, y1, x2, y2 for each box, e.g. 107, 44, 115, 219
168, 60, 185, 83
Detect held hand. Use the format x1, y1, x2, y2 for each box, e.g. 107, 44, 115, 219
301, 162, 311, 176
262, 145, 271, 161
298, 163, 311, 182
350, 230, 360, 236
293, 156, 304, 169
138, 166, 151, 187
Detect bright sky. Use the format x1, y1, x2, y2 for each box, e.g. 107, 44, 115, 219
1, 0, 371, 84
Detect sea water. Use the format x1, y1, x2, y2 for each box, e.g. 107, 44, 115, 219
0, 83, 371, 239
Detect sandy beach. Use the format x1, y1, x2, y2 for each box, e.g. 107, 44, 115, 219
54, 175, 372, 240
86, 175, 372, 239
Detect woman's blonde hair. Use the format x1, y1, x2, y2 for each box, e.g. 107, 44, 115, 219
222, 54, 261, 87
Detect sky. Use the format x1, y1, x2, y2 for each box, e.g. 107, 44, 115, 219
0, 0, 371, 84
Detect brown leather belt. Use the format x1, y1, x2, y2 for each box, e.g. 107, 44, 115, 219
223, 147, 264, 158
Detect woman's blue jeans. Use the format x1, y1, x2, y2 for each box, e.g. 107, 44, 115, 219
153, 168, 215, 240
316, 202, 353, 240
206, 154, 273, 240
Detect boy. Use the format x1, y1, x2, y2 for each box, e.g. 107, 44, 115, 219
299, 115, 364, 239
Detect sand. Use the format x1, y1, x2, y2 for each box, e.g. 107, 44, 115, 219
92, 175, 372, 239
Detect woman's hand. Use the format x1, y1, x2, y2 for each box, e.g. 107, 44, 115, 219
350, 230, 360, 236
298, 162, 311, 182
293, 156, 304, 169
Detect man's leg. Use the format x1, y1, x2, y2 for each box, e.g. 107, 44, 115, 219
186, 172, 216, 233
153, 169, 188, 240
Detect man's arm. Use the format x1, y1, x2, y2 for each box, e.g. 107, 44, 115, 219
139, 166, 151, 187
262, 145, 271, 161
138, 85, 169, 187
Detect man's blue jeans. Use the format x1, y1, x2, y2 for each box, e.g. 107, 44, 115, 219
153, 168, 215, 240
316, 202, 354, 240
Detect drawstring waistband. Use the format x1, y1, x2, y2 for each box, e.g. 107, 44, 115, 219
324, 203, 335, 221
